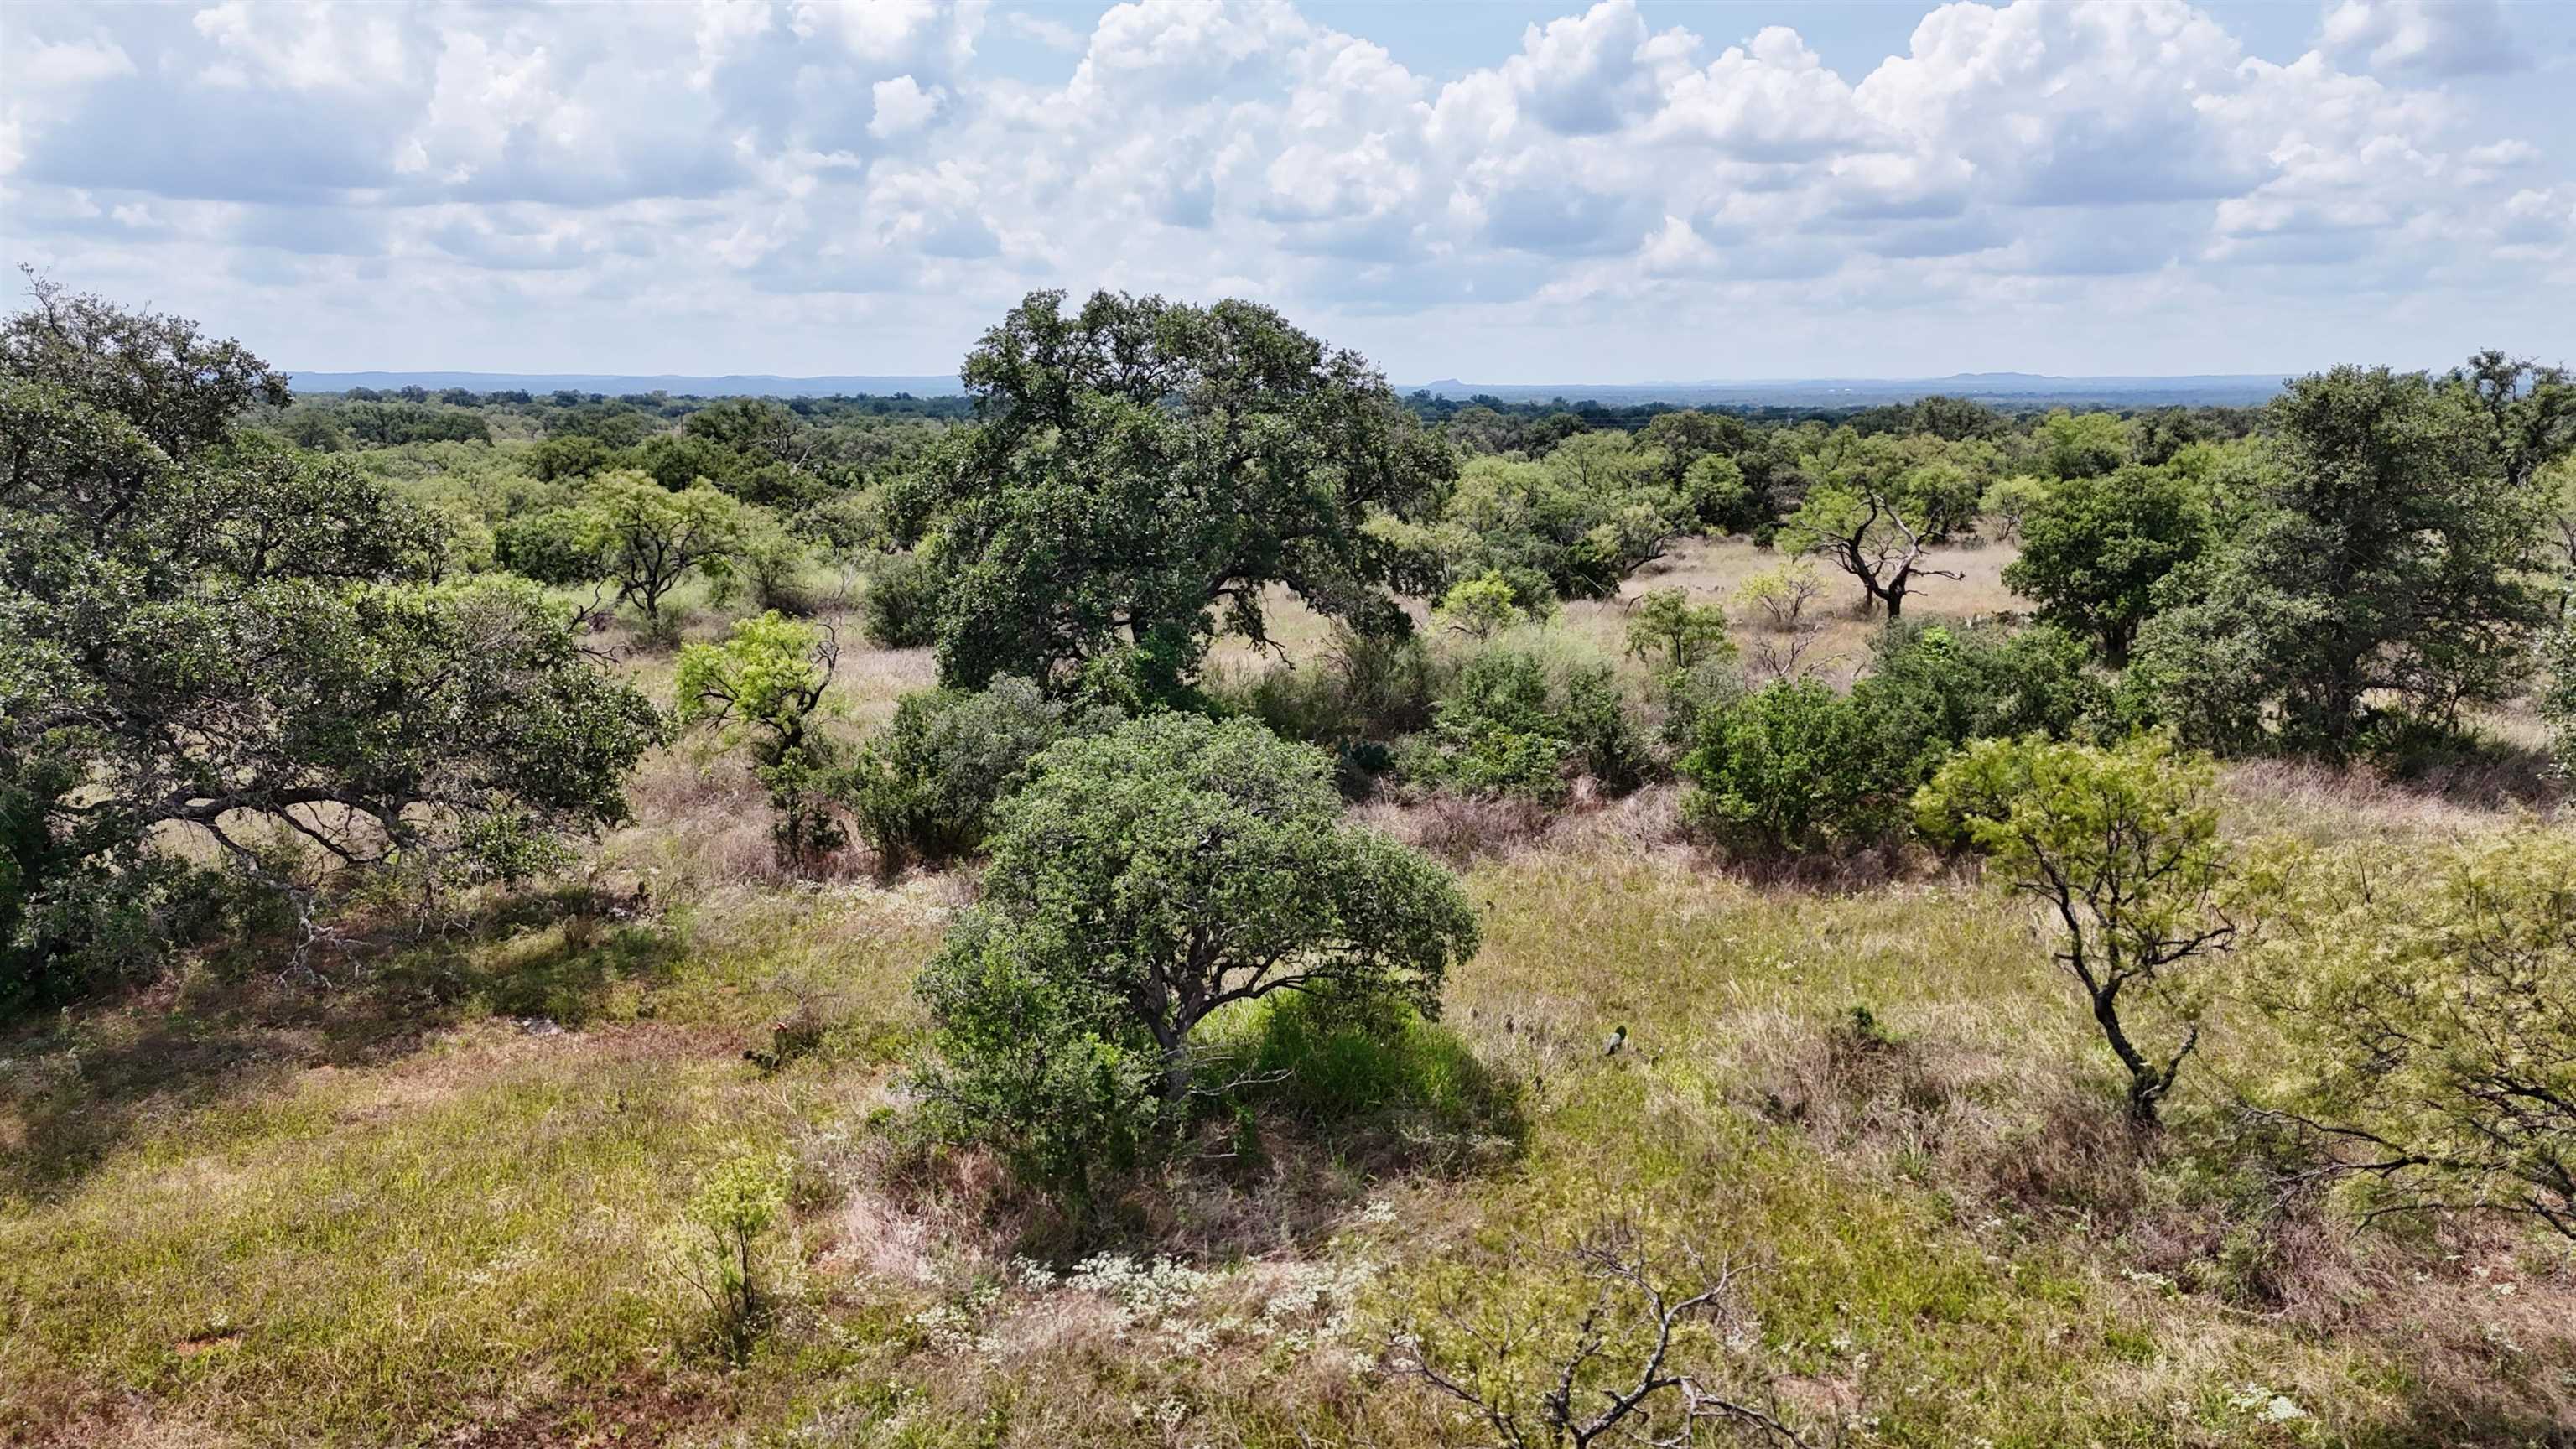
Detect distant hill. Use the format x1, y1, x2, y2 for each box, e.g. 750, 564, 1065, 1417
286, 370, 965, 398
1407, 373, 2287, 408
288, 367, 2287, 408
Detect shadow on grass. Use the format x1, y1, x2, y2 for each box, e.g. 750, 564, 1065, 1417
0, 883, 684, 1202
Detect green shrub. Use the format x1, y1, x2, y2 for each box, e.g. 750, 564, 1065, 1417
1435, 571, 1528, 640
1680, 680, 1893, 855
1853, 620, 2104, 788
1394, 650, 1574, 802
861, 550, 940, 649
844, 678, 1117, 868
1561, 665, 1653, 796
1217, 624, 1441, 752
911, 714, 1478, 1200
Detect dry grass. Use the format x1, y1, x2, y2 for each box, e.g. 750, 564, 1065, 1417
12, 543, 2576, 1448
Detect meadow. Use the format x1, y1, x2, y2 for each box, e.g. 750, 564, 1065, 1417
8, 537, 2569, 1449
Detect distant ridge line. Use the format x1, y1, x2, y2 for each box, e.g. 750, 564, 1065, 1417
287, 368, 2288, 408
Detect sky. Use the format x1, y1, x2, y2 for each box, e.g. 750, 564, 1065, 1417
3, 0, 2573, 384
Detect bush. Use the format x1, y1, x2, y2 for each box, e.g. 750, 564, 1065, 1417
1218, 624, 1441, 754
1853, 621, 2104, 788
1394, 650, 1574, 802
861, 550, 940, 649
844, 678, 1118, 868
1561, 665, 1653, 796
1623, 588, 1731, 673
1435, 571, 1528, 640
1679, 680, 1893, 856
911, 714, 1478, 1200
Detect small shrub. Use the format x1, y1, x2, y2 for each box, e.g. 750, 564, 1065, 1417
1732, 558, 1826, 630
1394, 650, 1574, 803
844, 677, 1118, 869
1218, 624, 1440, 754
1560, 664, 1653, 796
1679, 680, 1893, 856
682, 1154, 789, 1363
1435, 570, 1528, 640
861, 549, 940, 649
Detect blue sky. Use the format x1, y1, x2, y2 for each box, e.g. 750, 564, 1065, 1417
4, 0, 2571, 383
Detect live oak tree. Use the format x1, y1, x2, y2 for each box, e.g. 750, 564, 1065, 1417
914, 714, 1478, 1195
2002, 463, 2208, 664
1916, 734, 2233, 1124
0, 283, 659, 1005
2129, 363, 2566, 755
890, 290, 1456, 704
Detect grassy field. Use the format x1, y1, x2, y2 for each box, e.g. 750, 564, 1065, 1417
5, 538, 2571, 1447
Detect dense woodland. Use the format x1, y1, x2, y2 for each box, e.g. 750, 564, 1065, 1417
7, 280, 2576, 1447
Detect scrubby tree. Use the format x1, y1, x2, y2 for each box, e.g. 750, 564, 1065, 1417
1916, 735, 2232, 1124
1732, 559, 1826, 631
1980, 474, 2049, 543
1623, 588, 1732, 673
843, 677, 1118, 869
2033, 409, 2130, 480
890, 291, 1455, 703
2128, 364, 2555, 755
913, 714, 1479, 1194
1437, 571, 1529, 640
676, 612, 844, 872
2237, 827, 2576, 1240
1779, 434, 1962, 620
2002, 464, 2207, 663
580, 473, 750, 626
1, 283, 661, 1005
1679, 681, 1889, 856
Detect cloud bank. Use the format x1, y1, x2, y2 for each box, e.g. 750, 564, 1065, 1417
3, 0, 2568, 379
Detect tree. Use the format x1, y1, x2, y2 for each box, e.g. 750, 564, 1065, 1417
915, 714, 1478, 1192
1732, 559, 1826, 631
843, 677, 1118, 869
580, 472, 750, 626
1623, 588, 1732, 673
2128, 365, 2553, 755
2, 285, 660, 1005
890, 291, 1455, 703
1915, 735, 2232, 1124
2033, 409, 2130, 480
1679, 681, 1889, 857
2002, 464, 2207, 663
2237, 827, 2576, 1241
1779, 434, 1962, 620
1979, 474, 2049, 543
1437, 570, 1529, 640
675, 612, 844, 872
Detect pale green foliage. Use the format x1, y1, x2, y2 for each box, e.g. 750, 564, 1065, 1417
579, 472, 750, 625
1623, 587, 1732, 673
2236, 827, 2576, 1240
1916, 735, 2231, 1122
844, 677, 1118, 868
683, 1153, 789, 1360
2034, 409, 2132, 480
1980, 474, 2050, 543
1436, 570, 1529, 640
675, 612, 843, 870
1779, 431, 1964, 620
915, 714, 1479, 1196
1730, 558, 1826, 631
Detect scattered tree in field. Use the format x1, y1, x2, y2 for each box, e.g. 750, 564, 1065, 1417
2002, 464, 2207, 664
1437, 570, 1529, 640
1916, 735, 2231, 1124
1980, 474, 2049, 543
914, 714, 1478, 1195
2128, 364, 2558, 755
0, 286, 660, 1005
580, 473, 750, 626
1732, 559, 1826, 631
890, 290, 1454, 703
676, 612, 844, 872
2238, 827, 2576, 1240
1780, 433, 1963, 620
1623, 588, 1731, 673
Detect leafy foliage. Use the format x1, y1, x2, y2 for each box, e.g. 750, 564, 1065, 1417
676, 612, 844, 872
1623, 587, 1732, 673
1916, 734, 2231, 1123
2002, 464, 2207, 663
2237, 827, 2576, 1240
843, 677, 1117, 869
890, 290, 1454, 701
913, 714, 1478, 1197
